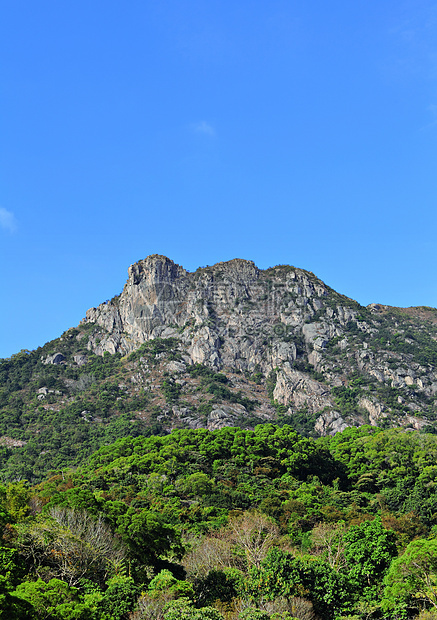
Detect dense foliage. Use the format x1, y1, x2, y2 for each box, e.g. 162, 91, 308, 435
0, 329, 164, 483
1, 423, 437, 618
0, 294, 437, 618
0, 333, 270, 483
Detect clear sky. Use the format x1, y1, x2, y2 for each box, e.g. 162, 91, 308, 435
1, 1, 437, 358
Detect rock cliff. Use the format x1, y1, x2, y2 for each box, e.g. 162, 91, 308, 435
79, 255, 437, 435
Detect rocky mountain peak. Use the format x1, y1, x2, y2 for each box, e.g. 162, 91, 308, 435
3, 255, 437, 487
127, 255, 187, 286
78, 255, 437, 435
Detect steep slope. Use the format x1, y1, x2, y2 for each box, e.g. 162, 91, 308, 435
84, 255, 437, 433
0, 255, 436, 481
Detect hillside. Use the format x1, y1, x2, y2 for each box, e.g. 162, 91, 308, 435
3, 424, 437, 619
1, 255, 437, 481
2, 255, 437, 618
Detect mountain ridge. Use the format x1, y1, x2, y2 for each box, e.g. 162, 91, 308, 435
80, 254, 437, 433
1, 254, 437, 481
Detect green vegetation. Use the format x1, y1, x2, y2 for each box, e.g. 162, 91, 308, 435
128, 338, 182, 363
0, 329, 171, 483
369, 323, 437, 366
2, 261, 437, 617
1, 424, 437, 618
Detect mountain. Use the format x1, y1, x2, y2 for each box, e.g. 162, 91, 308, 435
1, 254, 437, 481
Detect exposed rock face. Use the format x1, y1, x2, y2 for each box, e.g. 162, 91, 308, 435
167, 402, 248, 432
315, 411, 349, 435
0, 436, 27, 448
73, 354, 88, 366
358, 397, 387, 426
166, 361, 186, 374
273, 363, 332, 413
84, 255, 326, 373
43, 352, 65, 365
80, 255, 437, 435
207, 404, 247, 431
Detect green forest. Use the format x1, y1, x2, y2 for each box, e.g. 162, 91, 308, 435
2, 423, 437, 619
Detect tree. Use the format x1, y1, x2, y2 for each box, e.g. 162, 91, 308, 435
246, 548, 351, 619
246, 548, 305, 602
0, 481, 30, 526
0, 546, 34, 619
181, 472, 213, 497
194, 568, 243, 607
148, 569, 194, 600
99, 575, 138, 620
343, 517, 397, 598
163, 597, 224, 619
183, 533, 234, 579
382, 538, 437, 616
0, 546, 26, 589
227, 511, 279, 570
117, 507, 180, 568
16, 507, 126, 586
0, 588, 33, 620
311, 522, 347, 570
238, 608, 270, 620
129, 570, 195, 620
12, 578, 91, 620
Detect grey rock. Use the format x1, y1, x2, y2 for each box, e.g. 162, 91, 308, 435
166, 361, 186, 374
73, 254, 437, 435
358, 397, 387, 426
43, 352, 65, 365
207, 404, 246, 431
73, 354, 88, 366
315, 411, 349, 436
273, 362, 332, 413
0, 436, 27, 448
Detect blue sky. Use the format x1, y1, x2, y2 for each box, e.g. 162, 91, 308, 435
1, 1, 437, 358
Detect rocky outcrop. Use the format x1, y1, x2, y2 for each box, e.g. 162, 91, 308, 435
78, 255, 437, 435
315, 411, 349, 435
0, 436, 27, 448
43, 352, 65, 365
273, 363, 333, 413
207, 404, 247, 431
166, 361, 186, 374
83, 255, 327, 372
73, 354, 88, 366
